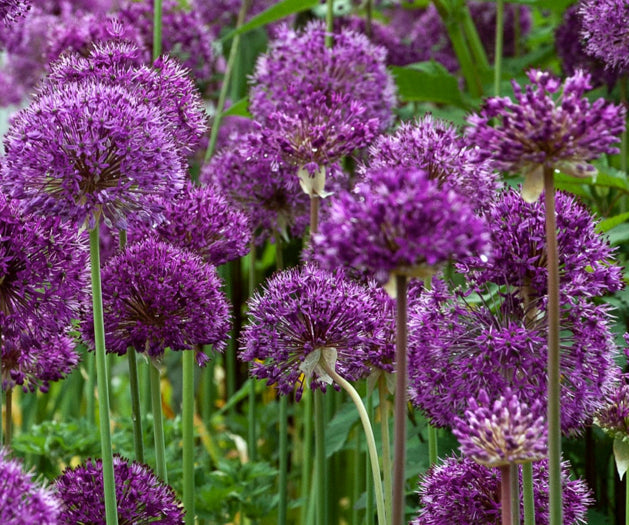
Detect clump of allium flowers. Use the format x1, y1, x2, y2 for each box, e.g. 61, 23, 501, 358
240, 264, 387, 399
0, 447, 60, 524
453, 389, 547, 466
312, 167, 490, 285
365, 115, 500, 211
408, 282, 618, 435
466, 69, 625, 201
55, 455, 184, 525
461, 188, 623, 300
413, 455, 591, 525
579, 0, 629, 72
130, 182, 251, 266
82, 239, 230, 366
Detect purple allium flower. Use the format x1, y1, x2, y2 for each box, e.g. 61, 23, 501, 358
240, 264, 385, 399
130, 182, 251, 266
2, 326, 79, 393
365, 115, 500, 211
201, 131, 311, 243
0, 0, 28, 26
580, 0, 629, 72
466, 69, 625, 201
408, 283, 618, 435
55, 455, 184, 525
250, 20, 396, 132
83, 239, 230, 365
407, 5, 459, 74
0, 447, 60, 524
452, 388, 547, 466
595, 378, 629, 437
2, 78, 186, 229
312, 167, 490, 285
461, 188, 623, 300
413, 455, 591, 525
555, 5, 619, 89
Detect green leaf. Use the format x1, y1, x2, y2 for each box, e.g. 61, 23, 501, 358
391, 62, 466, 107
606, 223, 629, 246
596, 212, 629, 233
614, 436, 629, 480
221, 98, 251, 118
222, 0, 319, 40
325, 399, 361, 457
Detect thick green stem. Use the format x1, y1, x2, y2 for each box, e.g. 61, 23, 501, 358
621, 76, 627, 176
90, 225, 119, 525
279, 395, 289, 525
299, 390, 314, 525
461, 5, 489, 70
365, 0, 373, 38
543, 166, 562, 525
152, 0, 162, 60
4, 388, 11, 447
325, 0, 334, 48
522, 462, 536, 525
86, 349, 95, 426
149, 361, 168, 483
248, 244, 258, 463
392, 275, 408, 525
314, 389, 326, 525
366, 392, 375, 525
494, 0, 504, 96
428, 425, 438, 465
127, 348, 144, 463
322, 363, 386, 525
183, 350, 195, 522
378, 378, 393, 525
500, 464, 513, 525
352, 425, 361, 525
511, 464, 521, 525
204, 0, 250, 163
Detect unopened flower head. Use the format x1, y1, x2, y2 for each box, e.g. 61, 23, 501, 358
580, 0, 629, 72
55, 455, 184, 524
82, 239, 230, 366
453, 388, 547, 466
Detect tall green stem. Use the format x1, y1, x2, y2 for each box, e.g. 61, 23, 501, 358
543, 166, 562, 525
278, 395, 289, 525
462, 5, 489, 70
378, 378, 392, 525
494, 0, 504, 96
152, 0, 162, 60
248, 244, 258, 463
321, 362, 386, 525
428, 425, 438, 465
314, 390, 326, 525
299, 390, 314, 525
522, 462, 536, 525
392, 275, 408, 525
90, 225, 119, 525
620, 76, 627, 176
500, 464, 513, 525
366, 392, 375, 525
183, 350, 195, 522
325, 0, 334, 47
86, 349, 95, 426
4, 388, 11, 447
149, 361, 168, 483
204, 0, 250, 163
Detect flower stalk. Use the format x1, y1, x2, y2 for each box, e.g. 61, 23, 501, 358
500, 464, 513, 525
378, 377, 393, 525
522, 462, 536, 525
182, 349, 195, 522
149, 360, 168, 483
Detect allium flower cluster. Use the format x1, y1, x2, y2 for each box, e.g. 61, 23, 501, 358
461, 188, 623, 300
312, 167, 490, 284
408, 282, 618, 435
580, 0, 629, 72
365, 115, 500, 211
82, 239, 230, 366
0, 447, 60, 525
240, 264, 388, 399
466, 69, 625, 201
55, 455, 184, 524
453, 389, 547, 466
0, 0, 28, 26
130, 182, 250, 266
413, 455, 591, 525
595, 379, 629, 437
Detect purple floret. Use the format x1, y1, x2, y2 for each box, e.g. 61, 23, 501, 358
580, 0, 629, 73
55, 455, 184, 524
0, 0, 28, 26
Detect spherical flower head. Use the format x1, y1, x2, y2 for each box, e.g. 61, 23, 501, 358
0, 0, 29, 27
413, 455, 592, 525
595, 365, 629, 437
0, 447, 60, 525
130, 182, 251, 266
2, 78, 186, 229
408, 283, 619, 435
250, 20, 396, 132
461, 188, 623, 300
365, 115, 500, 211
466, 69, 625, 202
580, 0, 629, 72
555, 5, 619, 89
201, 131, 311, 244
55, 455, 184, 524
312, 167, 490, 285
82, 239, 230, 366
453, 389, 547, 466
240, 264, 385, 399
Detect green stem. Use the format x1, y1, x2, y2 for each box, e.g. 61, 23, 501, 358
428, 425, 438, 465
325, 0, 334, 48
310, 196, 320, 237
204, 0, 250, 163
90, 225, 119, 525
183, 350, 195, 522
461, 5, 489, 69
314, 389, 326, 525
366, 392, 375, 525
248, 244, 257, 462
152, 0, 162, 60
500, 464, 513, 525
352, 423, 362, 525
300, 389, 314, 525
279, 395, 289, 525
321, 363, 386, 525
149, 361, 168, 483
392, 274, 408, 525
511, 463, 521, 525
4, 388, 11, 447
378, 378, 393, 525
494, 0, 505, 96
522, 462, 535, 525
86, 349, 95, 426
365, 0, 373, 38
621, 76, 627, 176
127, 348, 144, 463
543, 166, 562, 525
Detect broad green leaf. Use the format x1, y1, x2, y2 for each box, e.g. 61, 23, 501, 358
614, 436, 629, 480
607, 223, 629, 246
391, 62, 466, 107
326, 399, 361, 457
222, 0, 319, 40
596, 212, 629, 233
222, 98, 251, 118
